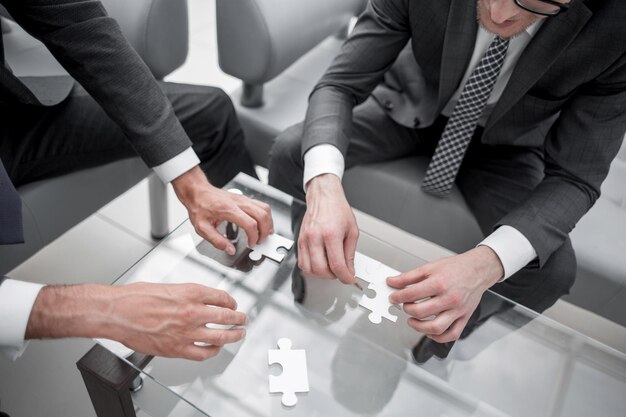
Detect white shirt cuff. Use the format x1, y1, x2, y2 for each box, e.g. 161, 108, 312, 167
152, 147, 201, 183
0, 279, 45, 360
303, 144, 345, 192
478, 225, 538, 281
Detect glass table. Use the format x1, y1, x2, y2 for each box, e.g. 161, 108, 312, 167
78, 173, 626, 417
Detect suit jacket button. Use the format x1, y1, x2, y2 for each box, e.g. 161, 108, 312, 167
383, 100, 394, 110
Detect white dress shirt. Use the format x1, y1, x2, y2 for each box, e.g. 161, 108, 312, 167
303, 22, 545, 281
0, 280, 45, 359
0, 147, 200, 358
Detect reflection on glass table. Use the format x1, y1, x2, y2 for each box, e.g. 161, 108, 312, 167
89, 174, 626, 417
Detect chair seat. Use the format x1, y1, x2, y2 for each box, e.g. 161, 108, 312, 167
1, 158, 149, 274
343, 157, 484, 254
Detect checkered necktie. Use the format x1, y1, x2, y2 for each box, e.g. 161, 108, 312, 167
422, 36, 510, 196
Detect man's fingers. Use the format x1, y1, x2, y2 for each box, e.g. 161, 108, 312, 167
196, 327, 246, 346
225, 208, 260, 247
200, 288, 238, 310
386, 266, 429, 289
428, 316, 468, 343
205, 306, 248, 325
407, 310, 456, 336
343, 226, 359, 277
297, 235, 312, 275
197, 222, 237, 255
180, 344, 222, 361
325, 235, 355, 285
240, 199, 273, 243
388, 278, 437, 304
307, 234, 334, 278
402, 297, 443, 320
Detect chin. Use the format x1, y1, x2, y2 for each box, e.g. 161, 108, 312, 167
479, 19, 527, 39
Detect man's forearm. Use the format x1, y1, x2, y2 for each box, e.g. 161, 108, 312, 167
302, 87, 355, 159
4, 0, 192, 168
25, 284, 115, 340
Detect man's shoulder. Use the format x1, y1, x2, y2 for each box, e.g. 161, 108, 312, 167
576, 0, 626, 52
586, 0, 626, 27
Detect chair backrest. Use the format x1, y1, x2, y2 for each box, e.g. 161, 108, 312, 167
216, 0, 366, 86
600, 136, 626, 210
1, 0, 188, 80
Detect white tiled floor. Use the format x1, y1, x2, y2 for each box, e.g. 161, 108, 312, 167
1, 1, 625, 416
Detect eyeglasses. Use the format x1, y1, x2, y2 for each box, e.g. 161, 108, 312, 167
514, 0, 571, 17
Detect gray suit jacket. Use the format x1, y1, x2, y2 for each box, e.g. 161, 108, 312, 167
303, 0, 626, 266
0, 0, 191, 169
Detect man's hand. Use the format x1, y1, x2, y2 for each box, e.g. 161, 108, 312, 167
387, 246, 504, 343
172, 166, 273, 254
298, 174, 359, 285
26, 282, 248, 361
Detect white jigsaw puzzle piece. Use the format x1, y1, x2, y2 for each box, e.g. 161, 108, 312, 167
249, 233, 294, 263
354, 252, 400, 324
268, 338, 309, 407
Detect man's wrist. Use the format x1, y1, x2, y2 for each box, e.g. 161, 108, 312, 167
171, 166, 214, 205
471, 246, 505, 288
479, 226, 537, 280
305, 173, 343, 198
25, 284, 114, 340
152, 148, 201, 184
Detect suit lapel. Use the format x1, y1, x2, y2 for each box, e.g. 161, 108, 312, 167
438, 0, 478, 109
484, 0, 592, 133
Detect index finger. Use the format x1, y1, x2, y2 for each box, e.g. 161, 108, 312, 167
225, 208, 260, 247
250, 199, 274, 241
389, 279, 437, 304
325, 235, 356, 285
386, 265, 429, 288
241, 199, 274, 243
200, 288, 238, 310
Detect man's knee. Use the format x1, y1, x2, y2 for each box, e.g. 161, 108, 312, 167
268, 123, 305, 198
492, 238, 577, 313
208, 87, 237, 117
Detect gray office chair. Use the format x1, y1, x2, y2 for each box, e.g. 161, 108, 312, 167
0, 0, 187, 274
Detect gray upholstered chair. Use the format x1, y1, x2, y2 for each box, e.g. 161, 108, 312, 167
0, 0, 187, 274
216, 0, 626, 326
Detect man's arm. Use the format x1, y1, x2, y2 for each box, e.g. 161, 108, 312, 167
387, 54, 626, 344
302, 0, 411, 158
297, 0, 411, 284
3, 0, 189, 167
3, 0, 273, 251
25, 282, 247, 361
497, 54, 626, 267
0, 278, 247, 361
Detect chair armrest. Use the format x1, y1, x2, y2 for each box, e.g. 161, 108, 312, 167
216, 0, 366, 85
101, 0, 189, 79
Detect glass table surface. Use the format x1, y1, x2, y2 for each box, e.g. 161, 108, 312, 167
101, 174, 626, 417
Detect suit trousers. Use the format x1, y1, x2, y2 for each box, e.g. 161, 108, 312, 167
0, 82, 256, 188
268, 97, 576, 315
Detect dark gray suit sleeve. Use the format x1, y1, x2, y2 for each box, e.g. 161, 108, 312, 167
301, 0, 411, 159
497, 53, 626, 266
2, 0, 192, 168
